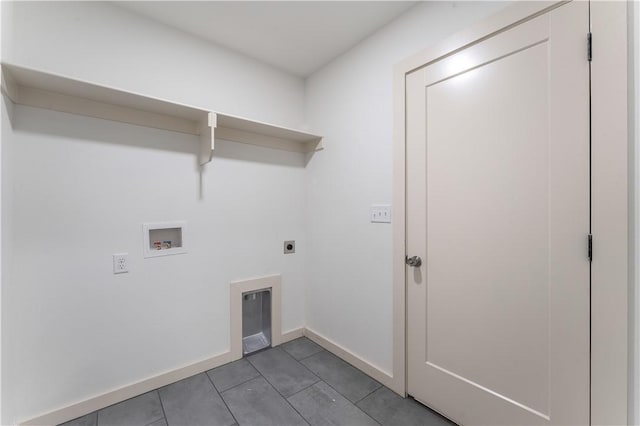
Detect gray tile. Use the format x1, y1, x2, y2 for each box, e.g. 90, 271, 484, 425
300, 351, 381, 403
207, 359, 261, 392
97, 391, 164, 426
357, 387, 455, 426
159, 373, 235, 426
59, 411, 97, 426
281, 338, 324, 361
288, 381, 379, 426
147, 419, 168, 426
221, 376, 308, 426
247, 348, 319, 397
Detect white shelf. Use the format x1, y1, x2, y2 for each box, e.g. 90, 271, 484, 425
0, 63, 323, 165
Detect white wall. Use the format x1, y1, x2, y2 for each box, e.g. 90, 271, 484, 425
631, 0, 640, 423
0, 96, 11, 426
0, 2, 14, 421
7, 1, 305, 128
304, 1, 510, 376
2, 2, 307, 424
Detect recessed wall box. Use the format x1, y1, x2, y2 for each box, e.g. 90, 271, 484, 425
242, 288, 272, 356
143, 221, 186, 258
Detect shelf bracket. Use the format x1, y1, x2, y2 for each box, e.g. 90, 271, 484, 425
1, 67, 19, 103
199, 111, 216, 166
308, 137, 324, 152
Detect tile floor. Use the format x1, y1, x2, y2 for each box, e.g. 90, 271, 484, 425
61, 338, 455, 426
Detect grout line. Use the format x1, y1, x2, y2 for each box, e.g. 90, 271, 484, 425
275, 346, 321, 377
248, 348, 314, 425
216, 374, 261, 394
353, 383, 383, 405
348, 385, 384, 426
204, 369, 240, 426
153, 390, 169, 426
295, 358, 383, 426
266, 380, 313, 426
297, 378, 383, 426
283, 379, 321, 400
246, 347, 302, 376
298, 348, 384, 406
286, 377, 381, 426
89, 390, 167, 426
290, 348, 327, 362
255, 348, 381, 426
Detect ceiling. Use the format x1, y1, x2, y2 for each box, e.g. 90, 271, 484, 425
115, 1, 418, 77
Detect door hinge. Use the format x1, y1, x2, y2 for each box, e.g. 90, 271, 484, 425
587, 32, 592, 62
588, 234, 593, 262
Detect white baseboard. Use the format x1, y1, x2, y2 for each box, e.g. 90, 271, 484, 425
20, 350, 233, 426
20, 326, 384, 426
303, 327, 395, 390
281, 327, 304, 343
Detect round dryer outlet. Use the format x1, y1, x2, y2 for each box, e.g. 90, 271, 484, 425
284, 240, 295, 254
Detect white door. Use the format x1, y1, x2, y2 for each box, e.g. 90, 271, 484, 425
406, 2, 590, 425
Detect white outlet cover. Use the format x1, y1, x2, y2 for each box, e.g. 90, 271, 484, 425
113, 253, 129, 274
371, 205, 392, 223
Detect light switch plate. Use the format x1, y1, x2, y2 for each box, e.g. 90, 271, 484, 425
371, 205, 391, 223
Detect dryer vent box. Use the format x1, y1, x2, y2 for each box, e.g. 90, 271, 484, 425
242, 289, 272, 356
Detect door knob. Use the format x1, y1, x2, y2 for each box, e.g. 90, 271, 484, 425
406, 256, 422, 267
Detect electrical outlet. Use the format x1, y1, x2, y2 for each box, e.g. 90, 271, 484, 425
371, 205, 392, 223
284, 240, 295, 254
113, 253, 129, 274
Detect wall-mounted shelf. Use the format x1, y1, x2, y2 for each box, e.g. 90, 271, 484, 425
0, 63, 323, 165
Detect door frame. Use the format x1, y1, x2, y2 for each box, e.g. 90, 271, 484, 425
391, 1, 628, 424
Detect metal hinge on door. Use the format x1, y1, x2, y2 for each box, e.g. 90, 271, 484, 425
588, 234, 593, 262
587, 32, 592, 62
